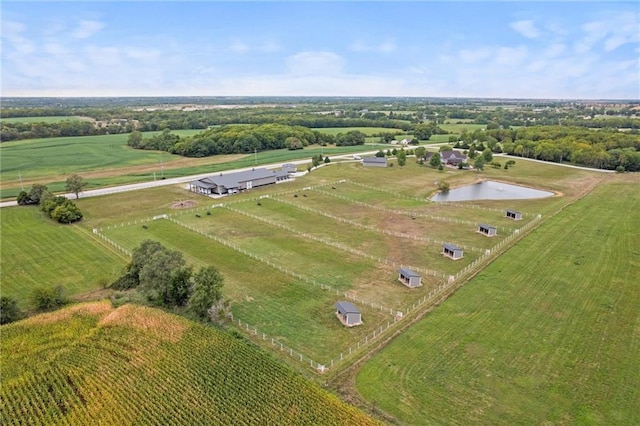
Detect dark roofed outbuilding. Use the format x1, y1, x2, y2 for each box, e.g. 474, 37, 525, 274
443, 243, 464, 260
335, 301, 362, 327
398, 268, 422, 288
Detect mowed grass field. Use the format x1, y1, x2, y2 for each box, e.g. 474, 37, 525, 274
0, 301, 379, 425
356, 177, 640, 424
0, 207, 127, 309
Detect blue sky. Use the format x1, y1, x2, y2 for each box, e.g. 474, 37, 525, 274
2, 1, 639, 99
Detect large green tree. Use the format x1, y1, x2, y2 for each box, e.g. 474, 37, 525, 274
65, 174, 87, 199
397, 148, 407, 167
189, 266, 225, 321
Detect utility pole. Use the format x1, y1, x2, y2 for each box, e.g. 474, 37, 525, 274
254, 148, 257, 166
160, 158, 164, 178
18, 172, 24, 191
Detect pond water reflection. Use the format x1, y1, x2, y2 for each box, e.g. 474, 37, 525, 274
431, 180, 554, 202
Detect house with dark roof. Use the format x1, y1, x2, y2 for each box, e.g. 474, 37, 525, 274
443, 243, 464, 260
335, 301, 362, 327
188, 168, 290, 196
362, 157, 387, 167
440, 150, 467, 166
398, 268, 422, 288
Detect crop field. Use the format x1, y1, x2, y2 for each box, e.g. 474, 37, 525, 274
0, 207, 127, 309
98, 163, 544, 369
0, 301, 379, 425
356, 177, 640, 424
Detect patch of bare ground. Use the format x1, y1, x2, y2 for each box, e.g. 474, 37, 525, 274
99, 304, 187, 343
170, 200, 197, 209
23, 300, 114, 325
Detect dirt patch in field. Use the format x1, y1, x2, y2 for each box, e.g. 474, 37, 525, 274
24, 300, 114, 325
170, 200, 197, 209
99, 304, 186, 343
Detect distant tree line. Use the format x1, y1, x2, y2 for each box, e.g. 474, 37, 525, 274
452, 126, 640, 171
128, 124, 366, 157
0, 120, 134, 142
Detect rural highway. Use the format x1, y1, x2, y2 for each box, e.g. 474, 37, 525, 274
0, 149, 615, 209
0, 152, 374, 209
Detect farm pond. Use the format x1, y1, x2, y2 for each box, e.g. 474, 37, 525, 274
431, 180, 554, 202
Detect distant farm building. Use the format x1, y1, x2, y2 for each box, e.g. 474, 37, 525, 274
439, 151, 467, 166
505, 209, 523, 220
443, 243, 464, 260
398, 268, 422, 288
188, 168, 290, 196
282, 163, 297, 174
362, 157, 388, 167
478, 224, 498, 237
335, 301, 362, 327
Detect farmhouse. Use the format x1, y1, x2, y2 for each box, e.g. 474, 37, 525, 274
398, 268, 422, 288
443, 243, 464, 260
505, 209, 523, 220
478, 223, 498, 237
362, 157, 388, 167
439, 151, 467, 166
335, 301, 362, 327
188, 168, 290, 196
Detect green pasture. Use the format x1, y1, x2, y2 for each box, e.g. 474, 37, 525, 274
439, 123, 487, 133
102, 219, 392, 361
0, 116, 91, 124
356, 178, 640, 424
0, 207, 127, 309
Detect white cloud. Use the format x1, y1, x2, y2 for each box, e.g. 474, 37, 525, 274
71, 20, 105, 39
285, 51, 345, 76
228, 39, 281, 54
575, 12, 640, 54
229, 40, 250, 54
510, 20, 540, 39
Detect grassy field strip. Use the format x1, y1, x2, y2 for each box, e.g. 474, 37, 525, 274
0, 207, 127, 309
355, 179, 640, 424
310, 188, 490, 254
101, 218, 395, 363
222, 204, 445, 281
271, 196, 464, 252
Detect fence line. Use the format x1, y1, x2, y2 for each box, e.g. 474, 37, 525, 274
93, 228, 132, 256
165, 217, 396, 314
222, 204, 445, 280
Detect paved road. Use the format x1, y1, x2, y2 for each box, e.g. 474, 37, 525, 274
0, 149, 615, 209
0, 152, 377, 209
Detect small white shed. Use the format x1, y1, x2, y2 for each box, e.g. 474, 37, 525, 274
335, 301, 362, 327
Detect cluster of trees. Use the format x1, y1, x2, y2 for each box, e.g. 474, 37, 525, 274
129, 124, 366, 157
452, 126, 640, 171
17, 178, 85, 223
1, 286, 70, 325
112, 240, 227, 321
1, 120, 133, 142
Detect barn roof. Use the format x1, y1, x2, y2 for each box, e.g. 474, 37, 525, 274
194, 168, 275, 189
398, 267, 420, 277
479, 223, 497, 230
506, 209, 521, 214
362, 157, 387, 164
443, 243, 462, 251
335, 301, 360, 314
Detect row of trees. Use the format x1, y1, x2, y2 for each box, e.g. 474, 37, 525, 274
128, 125, 366, 157
453, 126, 640, 171
112, 240, 227, 321
0, 120, 134, 142
17, 178, 86, 223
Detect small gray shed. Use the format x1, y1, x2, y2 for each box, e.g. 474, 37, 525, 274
443, 243, 464, 260
362, 157, 388, 167
478, 224, 498, 237
398, 268, 422, 288
335, 301, 362, 327
505, 210, 523, 220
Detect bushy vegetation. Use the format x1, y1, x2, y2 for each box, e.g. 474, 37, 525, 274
17, 184, 83, 223
31, 285, 68, 311
112, 240, 226, 321
0, 296, 23, 324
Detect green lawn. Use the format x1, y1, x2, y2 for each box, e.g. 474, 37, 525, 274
0, 207, 127, 309
356, 178, 640, 424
